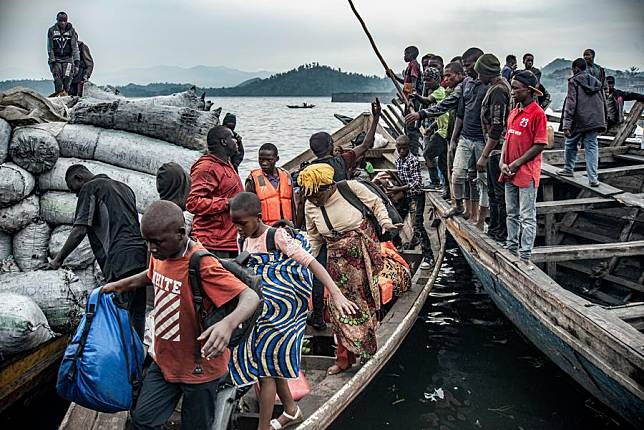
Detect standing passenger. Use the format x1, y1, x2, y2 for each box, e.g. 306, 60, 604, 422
558, 58, 607, 187
245, 143, 296, 227
501, 71, 548, 263
222, 113, 245, 172
583, 48, 607, 89
187, 126, 243, 257
388, 46, 423, 155
69, 41, 93, 96
605, 76, 644, 131
229, 193, 357, 430
47, 11, 79, 95
502, 55, 517, 82
299, 164, 397, 374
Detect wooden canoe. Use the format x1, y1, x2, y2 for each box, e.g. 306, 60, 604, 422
60, 112, 447, 430
425, 101, 644, 428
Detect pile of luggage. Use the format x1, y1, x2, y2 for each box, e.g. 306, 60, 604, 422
0, 84, 220, 355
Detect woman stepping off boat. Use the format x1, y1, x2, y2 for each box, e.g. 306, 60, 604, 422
228, 192, 358, 430
298, 164, 399, 375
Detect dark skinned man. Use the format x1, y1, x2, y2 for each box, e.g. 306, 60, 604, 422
245, 143, 296, 227
222, 113, 245, 172
583, 48, 607, 89
606, 75, 644, 131
41, 164, 148, 337
47, 11, 80, 95
501, 71, 548, 263
186, 125, 243, 258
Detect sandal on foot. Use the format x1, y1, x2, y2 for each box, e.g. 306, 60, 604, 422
443, 206, 464, 219
327, 364, 345, 375
270, 406, 304, 429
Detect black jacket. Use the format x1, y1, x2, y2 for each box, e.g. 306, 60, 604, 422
606, 88, 644, 126
560, 72, 606, 134
47, 23, 79, 64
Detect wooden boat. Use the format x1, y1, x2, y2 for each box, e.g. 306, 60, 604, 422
287, 103, 315, 109
333, 113, 353, 125
0, 336, 69, 414
424, 101, 644, 428
59, 112, 448, 429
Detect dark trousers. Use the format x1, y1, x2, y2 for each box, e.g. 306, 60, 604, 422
311, 244, 327, 317
395, 193, 433, 259
423, 132, 448, 188
110, 267, 147, 340
50, 62, 73, 93
486, 152, 507, 241
132, 362, 220, 430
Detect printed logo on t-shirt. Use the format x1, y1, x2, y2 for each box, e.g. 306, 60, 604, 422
152, 271, 182, 342
520, 117, 529, 127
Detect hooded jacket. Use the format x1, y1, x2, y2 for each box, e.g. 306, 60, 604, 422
47, 23, 80, 64
186, 154, 243, 251
560, 72, 607, 134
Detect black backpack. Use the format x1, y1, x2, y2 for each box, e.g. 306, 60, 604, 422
333, 180, 402, 242
188, 251, 264, 375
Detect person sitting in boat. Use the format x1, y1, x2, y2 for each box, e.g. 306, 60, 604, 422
102, 201, 260, 430
222, 113, 245, 172
245, 143, 296, 227
228, 192, 358, 430
500, 71, 548, 263
298, 99, 382, 331
298, 163, 398, 374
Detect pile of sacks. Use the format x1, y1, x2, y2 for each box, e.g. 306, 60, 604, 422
0, 84, 220, 355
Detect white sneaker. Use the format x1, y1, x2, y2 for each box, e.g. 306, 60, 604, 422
420, 261, 432, 270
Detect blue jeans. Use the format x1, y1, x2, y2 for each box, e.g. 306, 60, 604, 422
505, 180, 537, 261
563, 131, 599, 183
452, 137, 486, 205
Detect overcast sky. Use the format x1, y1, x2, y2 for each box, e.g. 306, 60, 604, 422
1, 0, 642, 81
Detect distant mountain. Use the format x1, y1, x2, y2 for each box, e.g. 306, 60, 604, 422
235, 77, 262, 87
93, 65, 272, 88
0, 79, 54, 95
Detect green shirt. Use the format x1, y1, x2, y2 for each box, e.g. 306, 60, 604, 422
431, 87, 449, 139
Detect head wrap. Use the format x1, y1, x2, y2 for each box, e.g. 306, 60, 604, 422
474, 53, 501, 78
223, 113, 236, 126
513, 70, 544, 96
156, 162, 191, 211
309, 132, 334, 157
297, 163, 335, 196
424, 66, 441, 83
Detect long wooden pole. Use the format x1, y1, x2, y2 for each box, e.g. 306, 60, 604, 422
347, 0, 412, 112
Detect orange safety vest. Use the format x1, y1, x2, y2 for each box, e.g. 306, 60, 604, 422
250, 168, 293, 226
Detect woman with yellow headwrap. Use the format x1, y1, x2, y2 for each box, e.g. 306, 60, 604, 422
298, 163, 398, 374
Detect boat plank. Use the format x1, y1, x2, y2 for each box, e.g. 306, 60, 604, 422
541, 163, 623, 196
614, 192, 644, 210
58, 404, 98, 430
530, 241, 644, 263
536, 197, 619, 214
597, 164, 644, 179
542, 146, 630, 165
558, 261, 644, 292
92, 411, 129, 430
612, 101, 644, 147
615, 153, 644, 164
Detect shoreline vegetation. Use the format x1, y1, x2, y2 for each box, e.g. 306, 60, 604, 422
1, 60, 642, 109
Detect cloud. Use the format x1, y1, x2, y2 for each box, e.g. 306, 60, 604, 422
0, 0, 641, 81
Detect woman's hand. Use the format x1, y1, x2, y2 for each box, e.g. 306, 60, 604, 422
332, 291, 360, 317
381, 222, 399, 234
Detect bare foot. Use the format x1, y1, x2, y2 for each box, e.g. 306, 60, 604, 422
462, 211, 471, 220
475, 220, 485, 230
327, 364, 345, 375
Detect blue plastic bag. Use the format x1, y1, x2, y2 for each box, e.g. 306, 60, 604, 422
57, 288, 144, 412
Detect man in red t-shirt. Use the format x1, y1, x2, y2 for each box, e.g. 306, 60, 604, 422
187, 126, 244, 258
103, 201, 260, 430
500, 70, 547, 263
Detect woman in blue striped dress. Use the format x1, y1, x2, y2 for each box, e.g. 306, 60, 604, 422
228, 192, 358, 430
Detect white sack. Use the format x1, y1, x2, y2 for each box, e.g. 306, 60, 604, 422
9, 126, 60, 173
0, 269, 87, 331
0, 163, 36, 208
73, 264, 100, 292
49, 225, 95, 269
0, 292, 54, 355
13, 221, 51, 271
0, 231, 12, 259
0, 118, 10, 163
40, 191, 78, 225
0, 194, 39, 233
38, 158, 157, 213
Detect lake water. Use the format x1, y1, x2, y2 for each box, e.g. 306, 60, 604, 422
206, 96, 372, 179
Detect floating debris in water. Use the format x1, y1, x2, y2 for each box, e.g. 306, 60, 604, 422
391, 398, 406, 405
423, 387, 445, 402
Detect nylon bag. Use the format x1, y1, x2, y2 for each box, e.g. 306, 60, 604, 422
56, 288, 143, 413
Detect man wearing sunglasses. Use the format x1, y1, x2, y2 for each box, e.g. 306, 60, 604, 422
47, 11, 80, 95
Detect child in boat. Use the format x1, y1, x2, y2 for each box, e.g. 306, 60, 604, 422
228, 192, 358, 430
102, 201, 260, 430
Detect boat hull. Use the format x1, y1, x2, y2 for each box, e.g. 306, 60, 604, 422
459, 246, 644, 427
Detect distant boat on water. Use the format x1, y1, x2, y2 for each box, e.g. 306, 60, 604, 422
287, 102, 315, 109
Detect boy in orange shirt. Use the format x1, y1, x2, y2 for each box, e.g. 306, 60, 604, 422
103, 200, 260, 429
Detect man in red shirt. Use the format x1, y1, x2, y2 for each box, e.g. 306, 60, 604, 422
500, 70, 547, 263
103, 201, 260, 429
186, 125, 244, 258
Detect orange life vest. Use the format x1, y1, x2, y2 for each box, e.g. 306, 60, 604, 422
250, 168, 293, 226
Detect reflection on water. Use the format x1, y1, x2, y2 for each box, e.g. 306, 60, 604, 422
206, 97, 371, 179
332, 244, 634, 430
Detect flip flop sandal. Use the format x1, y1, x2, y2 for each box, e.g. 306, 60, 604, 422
270, 406, 304, 429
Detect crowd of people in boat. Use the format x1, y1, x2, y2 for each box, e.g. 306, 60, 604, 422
43, 11, 644, 430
